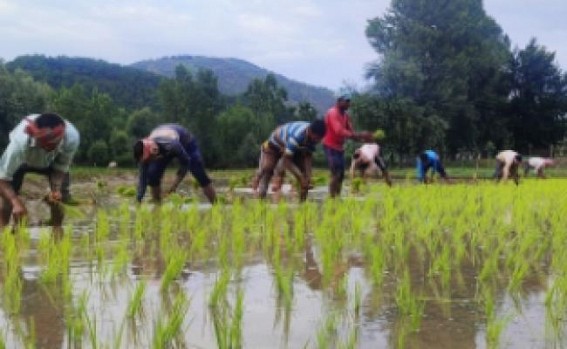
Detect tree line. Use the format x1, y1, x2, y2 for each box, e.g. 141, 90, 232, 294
0, 63, 316, 168
1, 0, 566, 168
357, 0, 567, 163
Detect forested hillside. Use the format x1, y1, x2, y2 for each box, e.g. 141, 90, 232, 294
0, 58, 323, 168
6, 55, 163, 111
2, 0, 566, 169
131, 55, 334, 113
7, 54, 334, 114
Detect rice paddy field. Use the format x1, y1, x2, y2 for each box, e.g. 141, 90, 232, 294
1, 168, 567, 349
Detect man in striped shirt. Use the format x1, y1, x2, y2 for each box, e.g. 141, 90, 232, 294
252, 119, 326, 201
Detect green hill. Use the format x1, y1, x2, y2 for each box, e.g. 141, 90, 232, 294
131, 55, 335, 114
7, 54, 335, 114
6, 55, 163, 110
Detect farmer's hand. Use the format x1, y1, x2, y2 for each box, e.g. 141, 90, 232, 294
45, 191, 62, 204
11, 198, 27, 221
355, 131, 374, 143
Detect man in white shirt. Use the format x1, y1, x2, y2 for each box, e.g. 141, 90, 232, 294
524, 157, 555, 178
349, 143, 392, 186
0, 113, 80, 228
494, 150, 522, 185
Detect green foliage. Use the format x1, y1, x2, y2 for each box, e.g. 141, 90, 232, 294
216, 104, 261, 167
127, 107, 161, 139
244, 74, 289, 123
50, 85, 125, 163
87, 140, 110, 166
0, 64, 52, 148
158, 65, 224, 164
7, 54, 162, 110
509, 39, 567, 150
364, 0, 514, 155
132, 55, 334, 114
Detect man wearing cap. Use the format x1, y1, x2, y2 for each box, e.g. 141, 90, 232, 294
133, 124, 216, 204
0, 113, 80, 229
494, 150, 523, 185
322, 94, 374, 197
416, 150, 450, 183
252, 119, 326, 201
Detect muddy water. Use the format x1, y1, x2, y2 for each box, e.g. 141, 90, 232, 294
0, 186, 564, 349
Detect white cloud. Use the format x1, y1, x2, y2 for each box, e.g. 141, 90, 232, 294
0, 0, 565, 90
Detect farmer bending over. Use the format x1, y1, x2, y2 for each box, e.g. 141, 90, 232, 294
416, 150, 450, 183
494, 150, 522, 185
252, 119, 326, 201
524, 156, 555, 178
349, 143, 392, 186
0, 113, 80, 229
133, 124, 216, 204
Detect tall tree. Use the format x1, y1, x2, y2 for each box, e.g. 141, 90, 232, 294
365, 0, 511, 155
50, 85, 122, 163
216, 104, 260, 167
0, 65, 51, 148
243, 74, 291, 134
158, 65, 224, 163
509, 39, 567, 153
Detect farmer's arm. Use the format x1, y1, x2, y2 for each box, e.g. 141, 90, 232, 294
0, 140, 28, 219
136, 165, 148, 202
327, 111, 355, 139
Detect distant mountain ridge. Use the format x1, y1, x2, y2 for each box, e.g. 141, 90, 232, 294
131, 55, 335, 113
6, 54, 334, 114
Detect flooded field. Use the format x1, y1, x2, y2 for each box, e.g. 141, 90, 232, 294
1, 177, 567, 348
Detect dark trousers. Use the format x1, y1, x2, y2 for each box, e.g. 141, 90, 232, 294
11, 165, 71, 200
1, 165, 71, 227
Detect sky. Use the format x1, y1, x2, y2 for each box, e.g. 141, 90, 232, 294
0, 0, 566, 92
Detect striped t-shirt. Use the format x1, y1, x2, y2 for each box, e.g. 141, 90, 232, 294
268, 121, 316, 156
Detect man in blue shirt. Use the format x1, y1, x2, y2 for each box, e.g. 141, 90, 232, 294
0, 113, 80, 228
252, 119, 326, 201
416, 150, 450, 183
133, 124, 216, 203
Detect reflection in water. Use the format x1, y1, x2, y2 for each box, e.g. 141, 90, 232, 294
0, 182, 566, 348
20, 273, 65, 349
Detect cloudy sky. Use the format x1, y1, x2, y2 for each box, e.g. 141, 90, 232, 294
1, 0, 565, 91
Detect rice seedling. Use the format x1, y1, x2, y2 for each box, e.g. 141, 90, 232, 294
3, 172, 567, 348
152, 291, 190, 349
160, 248, 187, 292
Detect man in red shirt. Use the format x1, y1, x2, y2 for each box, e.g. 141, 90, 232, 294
322, 94, 373, 197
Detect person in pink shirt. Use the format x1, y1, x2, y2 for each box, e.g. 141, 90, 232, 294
322, 94, 374, 197
524, 156, 555, 178
349, 143, 392, 186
